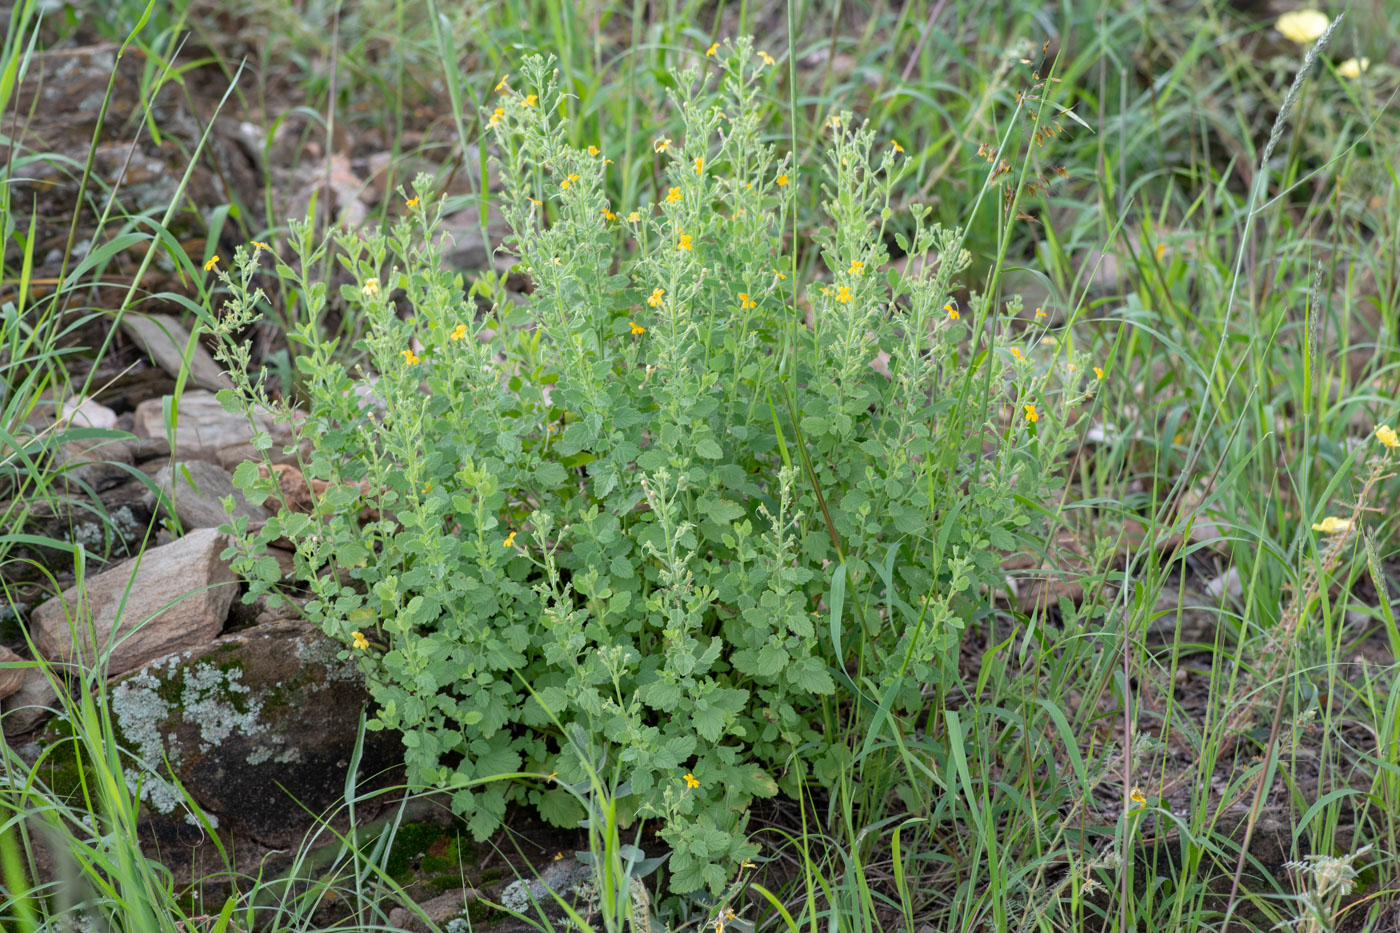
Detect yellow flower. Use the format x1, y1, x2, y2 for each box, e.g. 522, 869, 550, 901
561, 173, 579, 190
683, 773, 700, 789
203, 255, 219, 271
1338, 57, 1370, 79
647, 288, 665, 307
402, 349, 420, 366
1311, 516, 1351, 535
1275, 9, 1329, 44
694, 156, 704, 174
758, 50, 776, 67
363, 277, 380, 298
848, 260, 864, 276
1375, 424, 1399, 448
665, 186, 682, 203
529, 198, 542, 206
504, 530, 518, 548
1094, 366, 1104, 380
251, 241, 270, 251
834, 285, 852, 303
404, 197, 419, 209
706, 42, 719, 57
773, 269, 787, 279
523, 94, 538, 107
1156, 243, 1166, 261
629, 321, 646, 335
1129, 787, 1146, 810
495, 73, 509, 92
351, 631, 369, 651
588, 145, 600, 155
654, 137, 671, 153
627, 211, 641, 223
1034, 306, 1046, 319
776, 173, 789, 186
828, 114, 841, 130
450, 323, 468, 342
891, 139, 904, 154
602, 207, 616, 221
1011, 347, 1025, 361
488, 107, 504, 127
945, 302, 959, 320
1024, 403, 1039, 423
738, 292, 755, 309
678, 233, 693, 251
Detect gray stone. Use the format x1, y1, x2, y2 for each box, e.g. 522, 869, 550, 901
109, 619, 401, 847
133, 390, 304, 470
1, 668, 62, 737
388, 888, 481, 933
32, 527, 236, 679
0, 646, 27, 700
121, 313, 233, 394
148, 460, 270, 530
58, 396, 118, 430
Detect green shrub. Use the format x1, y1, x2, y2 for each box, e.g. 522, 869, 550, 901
212, 48, 1092, 894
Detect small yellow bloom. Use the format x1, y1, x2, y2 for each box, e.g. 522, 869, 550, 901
523, 94, 538, 107
529, 198, 542, 206
251, 241, 270, 251
678, 233, 693, 251
1156, 243, 1166, 261
504, 530, 518, 548
629, 321, 646, 336
654, 137, 671, 153
588, 145, 600, 155
1338, 57, 1370, 79
773, 269, 787, 279
758, 50, 775, 66
561, 173, 579, 190
848, 260, 864, 276
828, 114, 841, 130
351, 631, 369, 651
834, 285, 852, 303
945, 302, 959, 320
1094, 366, 1104, 380
602, 207, 616, 221
891, 139, 904, 155
402, 349, 420, 366
694, 156, 704, 174
647, 288, 665, 307
1375, 424, 1399, 448
627, 211, 641, 223
1129, 787, 1146, 810
495, 73, 509, 92
1011, 347, 1025, 361
363, 277, 380, 298
1034, 306, 1046, 319
706, 42, 719, 57
553, 851, 564, 861
665, 186, 682, 203
203, 255, 219, 271
684, 773, 700, 789
488, 107, 504, 127
404, 197, 419, 209
738, 292, 755, 309
1024, 403, 1039, 423
1311, 516, 1351, 535
450, 323, 468, 342
776, 173, 789, 186
1275, 10, 1329, 44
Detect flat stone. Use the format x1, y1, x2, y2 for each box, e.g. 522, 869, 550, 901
388, 888, 481, 933
59, 396, 118, 430
1, 668, 62, 737
109, 619, 401, 847
121, 313, 233, 393
0, 646, 30, 700
148, 460, 270, 530
32, 527, 236, 678
133, 390, 304, 470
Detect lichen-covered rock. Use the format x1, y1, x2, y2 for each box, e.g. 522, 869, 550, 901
147, 459, 271, 530
110, 619, 401, 846
32, 527, 236, 678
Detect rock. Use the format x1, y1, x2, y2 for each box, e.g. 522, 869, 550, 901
59, 396, 118, 430
388, 888, 481, 933
120, 314, 233, 393
148, 460, 271, 530
497, 857, 593, 915
57, 434, 138, 495
133, 391, 304, 470
1, 668, 62, 737
0, 646, 30, 700
32, 527, 236, 679
109, 619, 401, 847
